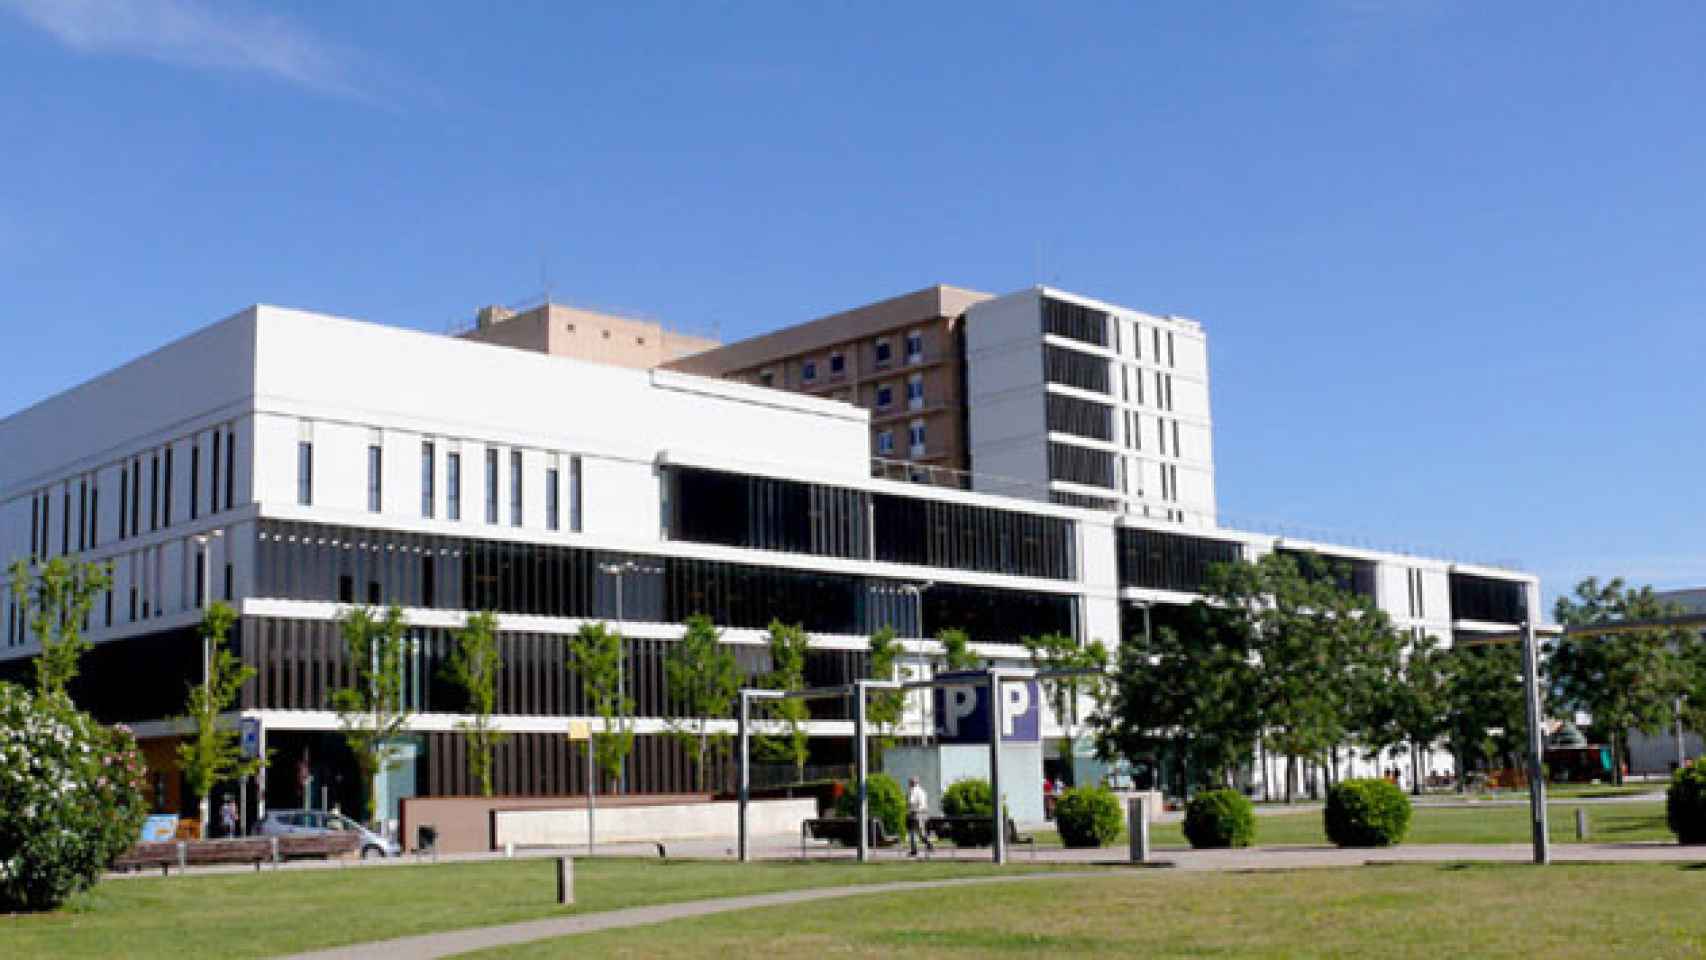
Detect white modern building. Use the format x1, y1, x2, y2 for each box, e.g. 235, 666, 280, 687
1, 302, 1539, 826
965, 286, 1216, 523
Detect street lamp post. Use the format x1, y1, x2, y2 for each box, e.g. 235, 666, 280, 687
194, 529, 223, 837
598, 560, 661, 795
900, 581, 933, 742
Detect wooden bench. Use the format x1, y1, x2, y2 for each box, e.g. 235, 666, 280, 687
113, 833, 361, 875
924, 816, 1036, 857
800, 817, 899, 857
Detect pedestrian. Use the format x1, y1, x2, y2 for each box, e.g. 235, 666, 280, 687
906, 776, 934, 857
219, 796, 239, 838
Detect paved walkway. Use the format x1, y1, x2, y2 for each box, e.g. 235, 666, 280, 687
278, 871, 1108, 960
269, 839, 1706, 959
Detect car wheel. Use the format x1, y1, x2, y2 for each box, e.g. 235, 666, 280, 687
361, 845, 382, 860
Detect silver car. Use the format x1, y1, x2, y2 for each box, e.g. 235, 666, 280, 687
256, 809, 401, 858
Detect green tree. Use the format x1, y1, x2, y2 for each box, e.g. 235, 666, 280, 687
445, 611, 505, 797
664, 615, 740, 791
865, 626, 909, 757
1365, 632, 1452, 795
1550, 576, 1691, 785
759, 620, 812, 782
936, 627, 981, 671
1022, 631, 1111, 769
7, 557, 112, 698
330, 604, 414, 822
1442, 641, 1526, 787
568, 622, 635, 791
177, 601, 265, 838
1098, 610, 1261, 797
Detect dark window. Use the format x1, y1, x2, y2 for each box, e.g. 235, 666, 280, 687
210, 433, 221, 513
118, 470, 128, 543
546, 467, 561, 531
1449, 573, 1527, 623
88, 487, 98, 549
569, 455, 583, 532
1278, 549, 1378, 600
1044, 344, 1109, 394
486, 450, 499, 524
802, 360, 817, 382
872, 492, 1076, 580
224, 430, 235, 510
666, 466, 869, 560
1116, 528, 1242, 592
297, 442, 314, 506
510, 451, 523, 527
829, 352, 845, 375
61, 491, 69, 555
162, 448, 173, 527
1042, 298, 1109, 347
77, 479, 87, 551
875, 339, 892, 366
1048, 442, 1117, 489
190, 444, 200, 520
1046, 393, 1114, 441
421, 442, 436, 518
447, 453, 462, 521
367, 445, 383, 513
149, 454, 159, 531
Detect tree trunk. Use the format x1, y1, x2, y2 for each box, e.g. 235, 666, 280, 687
199, 791, 211, 840
1613, 735, 1625, 786
1410, 743, 1422, 796
1284, 754, 1296, 805
1454, 745, 1466, 794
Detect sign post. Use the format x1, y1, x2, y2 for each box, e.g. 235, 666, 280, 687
568, 721, 593, 856
239, 717, 262, 836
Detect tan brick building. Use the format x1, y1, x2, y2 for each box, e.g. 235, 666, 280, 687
459, 301, 719, 371
663, 285, 991, 486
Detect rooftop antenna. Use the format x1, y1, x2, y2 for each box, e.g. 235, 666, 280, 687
540, 251, 554, 307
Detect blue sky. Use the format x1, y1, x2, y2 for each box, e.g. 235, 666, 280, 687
3, 1, 1703, 607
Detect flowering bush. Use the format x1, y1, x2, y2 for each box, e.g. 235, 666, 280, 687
0, 683, 149, 912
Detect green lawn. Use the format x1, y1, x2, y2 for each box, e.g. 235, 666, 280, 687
0, 858, 1069, 959
475, 862, 1706, 958
1031, 799, 1672, 848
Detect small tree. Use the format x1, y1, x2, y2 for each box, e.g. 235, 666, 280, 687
664, 615, 740, 791
7, 557, 112, 699
445, 611, 504, 797
1022, 631, 1110, 769
331, 605, 413, 823
1368, 633, 1451, 795
568, 622, 635, 791
936, 627, 981, 671
177, 601, 265, 838
1443, 641, 1526, 786
1550, 577, 1691, 785
865, 626, 909, 756
759, 620, 812, 782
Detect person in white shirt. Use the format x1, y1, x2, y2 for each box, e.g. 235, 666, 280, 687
906, 777, 934, 856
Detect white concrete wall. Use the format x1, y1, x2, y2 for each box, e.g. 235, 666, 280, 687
493, 798, 817, 846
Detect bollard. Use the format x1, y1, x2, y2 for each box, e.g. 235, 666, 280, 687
270, 836, 280, 870
1575, 808, 1589, 841
1128, 796, 1151, 864
556, 856, 575, 905
505, 842, 515, 859
176, 841, 187, 874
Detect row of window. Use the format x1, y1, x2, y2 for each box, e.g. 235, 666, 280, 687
1042, 297, 1182, 371
1277, 548, 1379, 600
1449, 573, 1527, 623
1048, 441, 1117, 490
1117, 528, 1244, 592
787, 329, 929, 386
872, 374, 927, 412
253, 520, 1079, 642
4, 537, 232, 648
21, 427, 238, 564
294, 438, 583, 533
1405, 567, 1428, 619
663, 466, 1078, 580
874, 420, 928, 457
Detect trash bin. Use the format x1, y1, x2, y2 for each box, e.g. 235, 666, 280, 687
417, 824, 438, 855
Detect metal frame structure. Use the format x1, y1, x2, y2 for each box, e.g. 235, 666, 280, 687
736, 665, 1102, 865
1469, 613, 1706, 865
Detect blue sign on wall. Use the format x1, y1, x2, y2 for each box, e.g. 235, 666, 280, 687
932, 672, 1041, 743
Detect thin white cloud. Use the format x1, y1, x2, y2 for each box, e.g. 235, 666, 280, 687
1, 0, 383, 102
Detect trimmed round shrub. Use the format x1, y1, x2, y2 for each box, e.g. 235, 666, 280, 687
834, 772, 905, 839
1054, 786, 1123, 848
1182, 789, 1256, 849
0, 684, 150, 911
1324, 778, 1412, 848
1667, 759, 1706, 844
940, 778, 996, 846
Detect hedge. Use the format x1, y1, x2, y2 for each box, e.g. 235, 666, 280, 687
1182, 789, 1255, 849
1324, 778, 1412, 847
1668, 758, 1706, 845
1054, 786, 1124, 848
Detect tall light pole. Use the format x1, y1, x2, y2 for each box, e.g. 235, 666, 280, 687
900, 581, 934, 742
598, 559, 661, 794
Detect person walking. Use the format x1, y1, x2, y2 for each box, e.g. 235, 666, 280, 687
219, 796, 239, 838
906, 777, 934, 857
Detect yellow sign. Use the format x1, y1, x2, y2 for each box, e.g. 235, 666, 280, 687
566, 721, 591, 742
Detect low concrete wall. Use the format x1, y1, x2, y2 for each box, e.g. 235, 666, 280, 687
494, 798, 817, 848
401, 794, 709, 855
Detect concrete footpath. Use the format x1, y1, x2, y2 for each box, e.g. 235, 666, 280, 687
271, 839, 1706, 959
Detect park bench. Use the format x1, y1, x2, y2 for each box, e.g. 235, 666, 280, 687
113, 833, 361, 875
800, 817, 899, 857
924, 816, 1036, 858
